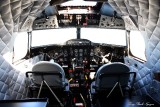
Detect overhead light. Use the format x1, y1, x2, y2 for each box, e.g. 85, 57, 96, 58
59, 9, 95, 14
60, 0, 97, 7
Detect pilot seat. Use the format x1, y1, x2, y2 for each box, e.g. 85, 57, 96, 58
26, 61, 70, 107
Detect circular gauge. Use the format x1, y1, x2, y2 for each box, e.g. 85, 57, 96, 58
70, 48, 73, 56
94, 47, 101, 57
64, 49, 68, 56
54, 52, 59, 59
75, 53, 78, 57
94, 47, 101, 53
79, 53, 83, 57
90, 49, 94, 56
74, 49, 78, 53
79, 49, 83, 52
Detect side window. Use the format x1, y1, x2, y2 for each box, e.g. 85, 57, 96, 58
129, 31, 146, 61
13, 32, 28, 62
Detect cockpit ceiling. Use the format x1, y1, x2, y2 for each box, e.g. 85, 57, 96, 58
0, 0, 159, 36
33, 2, 125, 30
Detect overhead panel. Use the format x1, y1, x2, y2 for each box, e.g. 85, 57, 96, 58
99, 15, 125, 29
33, 16, 58, 30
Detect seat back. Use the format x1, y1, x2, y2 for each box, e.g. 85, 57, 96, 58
95, 62, 130, 90
32, 61, 65, 88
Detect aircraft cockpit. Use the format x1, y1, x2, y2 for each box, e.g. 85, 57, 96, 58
0, 0, 160, 107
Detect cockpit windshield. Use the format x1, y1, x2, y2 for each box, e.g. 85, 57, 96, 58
31, 28, 126, 47
31, 28, 77, 47
81, 28, 126, 46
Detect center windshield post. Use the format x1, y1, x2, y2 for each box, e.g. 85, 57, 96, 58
77, 27, 81, 39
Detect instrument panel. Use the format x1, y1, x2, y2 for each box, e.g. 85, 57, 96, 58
31, 39, 126, 70
30, 39, 127, 87
47, 39, 92, 68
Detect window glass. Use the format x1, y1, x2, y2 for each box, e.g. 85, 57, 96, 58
14, 32, 28, 61
31, 28, 76, 47
130, 31, 146, 61
81, 28, 126, 46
